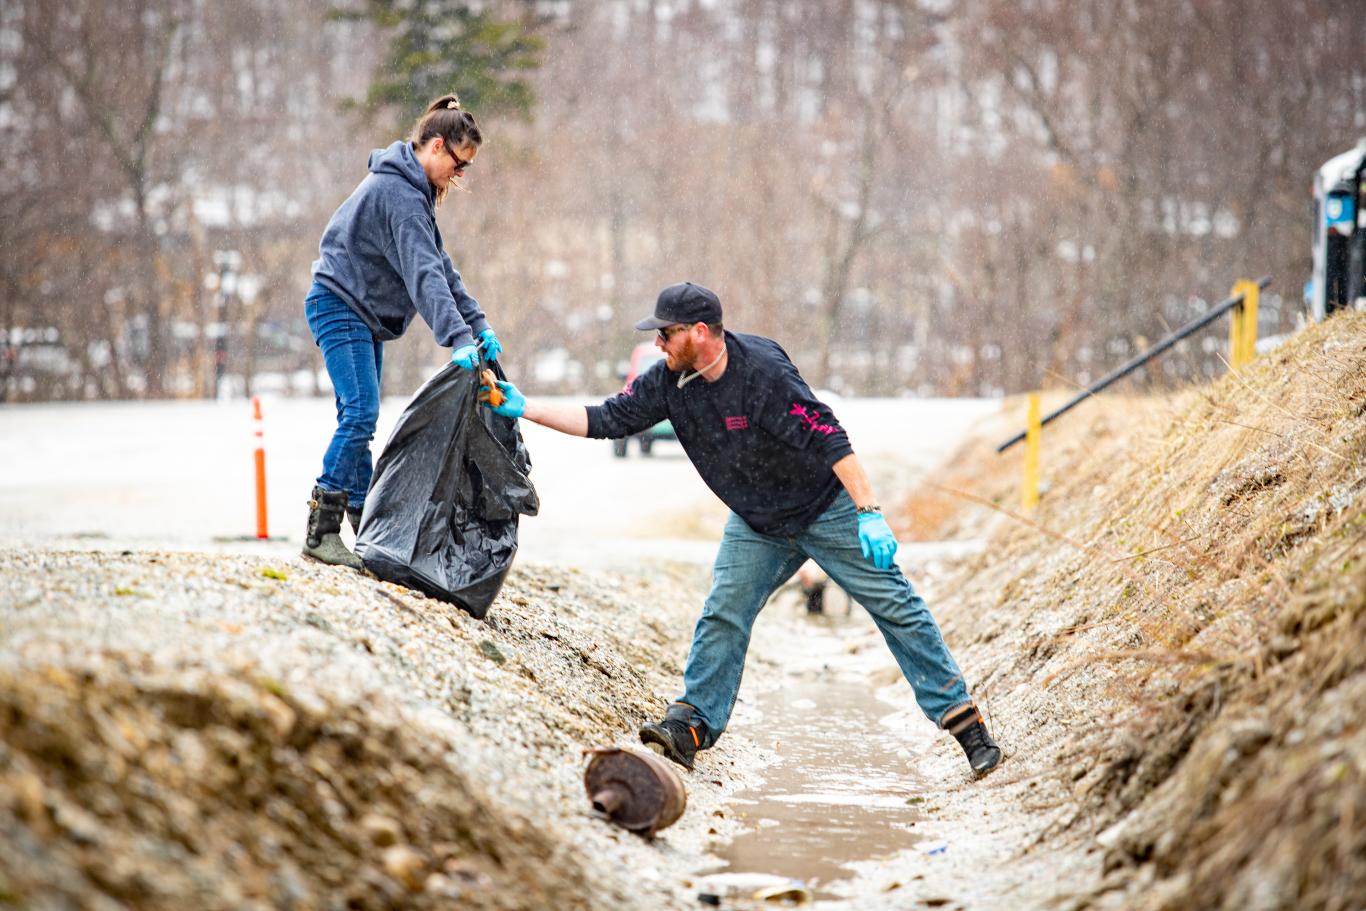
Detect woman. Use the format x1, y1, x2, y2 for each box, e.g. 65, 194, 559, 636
302, 93, 502, 568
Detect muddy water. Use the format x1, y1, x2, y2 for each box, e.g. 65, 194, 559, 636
711, 675, 925, 901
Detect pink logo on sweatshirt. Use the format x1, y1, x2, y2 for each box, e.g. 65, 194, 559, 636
790, 403, 838, 435
725, 416, 749, 431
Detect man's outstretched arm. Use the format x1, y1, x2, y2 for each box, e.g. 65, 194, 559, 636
484, 380, 589, 436
522, 399, 589, 437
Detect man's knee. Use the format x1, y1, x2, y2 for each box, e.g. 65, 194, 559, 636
695, 599, 752, 638
865, 585, 931, 625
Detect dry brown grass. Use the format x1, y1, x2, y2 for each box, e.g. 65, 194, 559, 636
922, 312, 1366, 910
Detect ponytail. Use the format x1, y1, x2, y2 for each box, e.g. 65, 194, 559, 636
411, 93, 482, 151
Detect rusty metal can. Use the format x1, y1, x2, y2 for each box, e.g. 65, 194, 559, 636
583, 748, 687, 837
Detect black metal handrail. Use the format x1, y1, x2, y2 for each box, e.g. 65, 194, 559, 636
996, 276, 1273, 453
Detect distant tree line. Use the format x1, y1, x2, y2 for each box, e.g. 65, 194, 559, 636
2, 0, 1362, 402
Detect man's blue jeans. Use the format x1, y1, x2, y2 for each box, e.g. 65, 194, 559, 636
305, 281, 383, 511
680, 490, 973, 748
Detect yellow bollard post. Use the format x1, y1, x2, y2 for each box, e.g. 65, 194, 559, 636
1022, 393, 1041, 512
1230, 279, 1260, 368
1239, 279, 1259, 363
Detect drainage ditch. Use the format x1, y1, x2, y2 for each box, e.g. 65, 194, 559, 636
708, 670, 927, 902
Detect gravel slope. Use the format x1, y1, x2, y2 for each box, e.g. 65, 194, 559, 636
0, 549, 766, 910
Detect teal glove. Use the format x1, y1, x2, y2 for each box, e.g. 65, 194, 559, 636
451, 343, 480, 369
477, 328, 503, 362
480, 379, 526, 419
857, 511, 898, 570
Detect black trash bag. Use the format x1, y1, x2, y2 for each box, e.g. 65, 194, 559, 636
355, 361, 538, 619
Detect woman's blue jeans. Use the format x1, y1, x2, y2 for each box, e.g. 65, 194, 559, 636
305, 281, 383, 511
680, 490, 973, 748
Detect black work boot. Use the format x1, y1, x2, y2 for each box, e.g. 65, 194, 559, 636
943, 704, 1003, 777
802, 579, 827, 614
640, 702, 708, 770
345, 505, 362, 537
302, 486, 363, 570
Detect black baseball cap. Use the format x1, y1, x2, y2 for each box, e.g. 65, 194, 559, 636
634, 282, 723, 331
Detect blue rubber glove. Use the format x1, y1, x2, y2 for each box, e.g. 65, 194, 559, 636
480, 379, 526, 419
857, 511, 898, 570
477, 328, 503, 362
450, 343, 480, 369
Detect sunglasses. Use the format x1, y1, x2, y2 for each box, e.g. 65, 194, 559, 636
657, 324, 688, 343
447, 145, 473, 175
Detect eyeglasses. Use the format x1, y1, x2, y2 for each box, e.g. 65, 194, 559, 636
447, 145, 473, 175
657, 324, 688, 343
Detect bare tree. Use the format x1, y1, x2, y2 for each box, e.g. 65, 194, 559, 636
21, 0, 185, 396
4, 0, 1364, 401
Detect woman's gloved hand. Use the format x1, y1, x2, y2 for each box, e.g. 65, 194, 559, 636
450, 343, 480, 369
477, 328, 503, 362
479, 379, 525, 419
857, 511, 898, 570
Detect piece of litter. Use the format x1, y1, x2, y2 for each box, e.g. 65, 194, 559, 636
696, 872, 801, 898
754, 882, 812, 903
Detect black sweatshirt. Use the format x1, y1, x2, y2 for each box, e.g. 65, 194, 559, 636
586, 331, 854, 537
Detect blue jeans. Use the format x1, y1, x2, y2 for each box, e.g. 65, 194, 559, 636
305, 281, 383, 511
680, 490, 973, 747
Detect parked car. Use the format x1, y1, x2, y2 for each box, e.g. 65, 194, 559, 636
613, 343, 678, 458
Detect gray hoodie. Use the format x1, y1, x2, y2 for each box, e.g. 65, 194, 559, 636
311, 140, 489, 349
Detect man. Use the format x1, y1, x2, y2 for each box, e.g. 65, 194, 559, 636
482, 282, 1002, 777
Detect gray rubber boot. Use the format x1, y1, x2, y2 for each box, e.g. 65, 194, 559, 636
302, 486, 363, 570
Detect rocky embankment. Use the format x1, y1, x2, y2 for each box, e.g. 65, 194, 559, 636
0, 553, 760, 910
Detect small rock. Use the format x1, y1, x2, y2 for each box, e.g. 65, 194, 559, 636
1226, 718, 1274, 756
430, 841, 460, 863
303, 612, 334, 633
381, 845, 427, 891
54, 801, 103, 846
1268, 636, 1298, 659
1095, 819, 1130, 852
442, 858, 492, 889
477, 640, 507, 664
260, 694, 296, 738
423, 873, 458, 896
13, 772, 48, 831
361, 813, 403, 848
